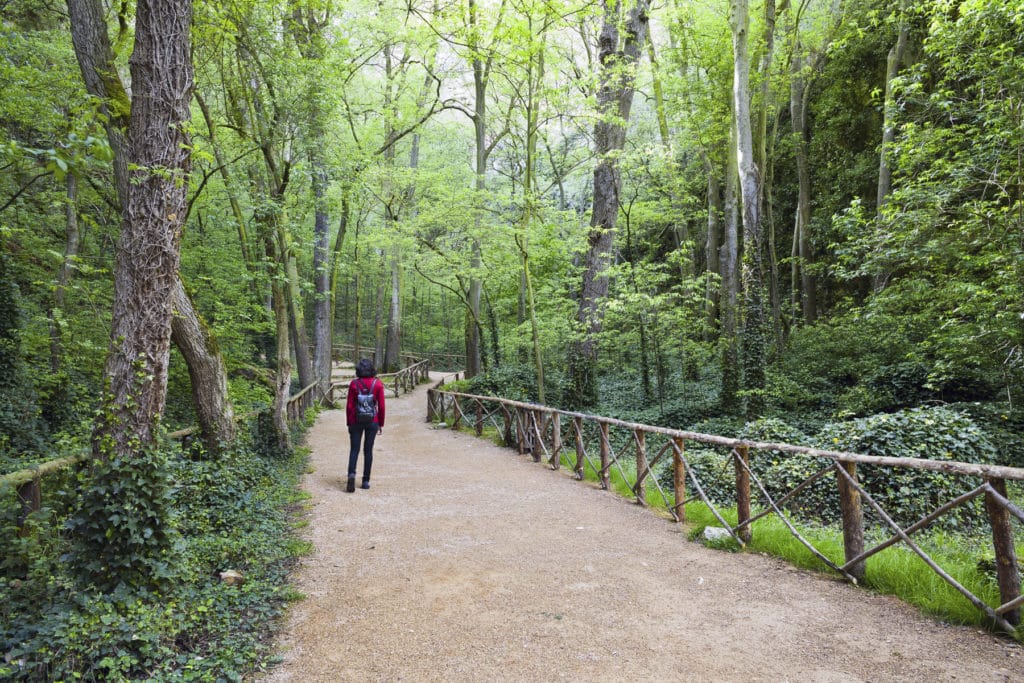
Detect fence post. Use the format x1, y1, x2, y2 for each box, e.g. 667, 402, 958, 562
573, 417, 585, 481
426, 389, 435, 422
516, 409, 526, 454
17, 475, 41, 535
634, 429, 648, 507
501, 406, 513, 447
837, 461, 866, 582
672, 437, 686, 523
599, 422, 610, 490
531, 410, 542, 463
734, 446, 752, 543
550, 413, 561, 470
452, 396, 462, 431
475, 400, 483, 437
985, 477, 1021, 626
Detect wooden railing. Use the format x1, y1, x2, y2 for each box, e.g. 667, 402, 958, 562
333, 344, 464, 372
426, 387, 1024, 634
329, 358, 432, 400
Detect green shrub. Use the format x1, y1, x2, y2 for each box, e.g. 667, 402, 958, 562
817, 406, 997, 532
739, 418, 839, 520
465, 363, 539, 403
1, 420, 311, 680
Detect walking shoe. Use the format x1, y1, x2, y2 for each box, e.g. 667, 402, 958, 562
346, 477, 355, 493
360, 480, 370, 490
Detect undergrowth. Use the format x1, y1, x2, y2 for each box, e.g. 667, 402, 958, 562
0, 418, 313, 681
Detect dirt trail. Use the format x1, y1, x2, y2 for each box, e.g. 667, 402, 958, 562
262, 374, 1020, 682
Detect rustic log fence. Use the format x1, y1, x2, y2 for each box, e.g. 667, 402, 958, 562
426, 387, 1024, 634
333, 345, 464, 372
329, 358, 431, 400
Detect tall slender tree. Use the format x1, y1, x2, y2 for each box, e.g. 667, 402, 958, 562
730, 0, 767, 417
567, 0, 650, 407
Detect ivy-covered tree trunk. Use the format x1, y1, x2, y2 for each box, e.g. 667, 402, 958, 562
731, 0, 768, 418
70, 0, 236, 454
95, 0, 192, 452
69, 0, 193, 590
567, 0, 650, 408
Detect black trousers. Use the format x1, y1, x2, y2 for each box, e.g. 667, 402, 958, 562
347, 423, 378, 480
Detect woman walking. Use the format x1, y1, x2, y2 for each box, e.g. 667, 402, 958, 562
345, 359, 386, 492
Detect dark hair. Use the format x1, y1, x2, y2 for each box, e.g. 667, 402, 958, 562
355, 358, 376, 378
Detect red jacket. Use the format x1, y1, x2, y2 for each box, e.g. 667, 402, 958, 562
346, 377, 386, 427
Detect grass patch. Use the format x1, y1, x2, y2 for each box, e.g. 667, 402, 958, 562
679, 500, 1020, 633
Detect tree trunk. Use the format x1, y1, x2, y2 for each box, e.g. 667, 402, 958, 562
877, 0, 909, 212
720, 120, 741, 413
170, 278, 236, 452
759, 0, 785, 343
384, 243, 402, 371
374, 253, 386, 365
466, 95, 485, 377
647, 39, 670, 147
280, 221, 313, 390
705, 168, 722, 333
791, 46, 817, 324
521, 15, 547, 401
875, 0, 910, 292
91, 0, 193, 455
70, 0, 236, 454
289, 8, 334, 393
67, 0, 130, 202
253, 189, 294, 447
269, 272, 292, 453
311, 157, 333, 393
49, 173, 80, 373
568, 0, 650, 407
731, 0, 767, 418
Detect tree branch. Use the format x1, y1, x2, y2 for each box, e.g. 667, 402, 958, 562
0, 172, 48, 214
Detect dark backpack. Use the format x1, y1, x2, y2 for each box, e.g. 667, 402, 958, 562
354, 378, 378, 424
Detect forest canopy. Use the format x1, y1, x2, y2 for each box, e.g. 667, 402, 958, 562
1, 0, 1022, 463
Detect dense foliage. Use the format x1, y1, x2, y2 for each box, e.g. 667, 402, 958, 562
1, 0, 1019, 444
0, 425, 309, 680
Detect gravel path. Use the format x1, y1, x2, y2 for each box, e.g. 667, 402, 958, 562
262, 374, 1021, 682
